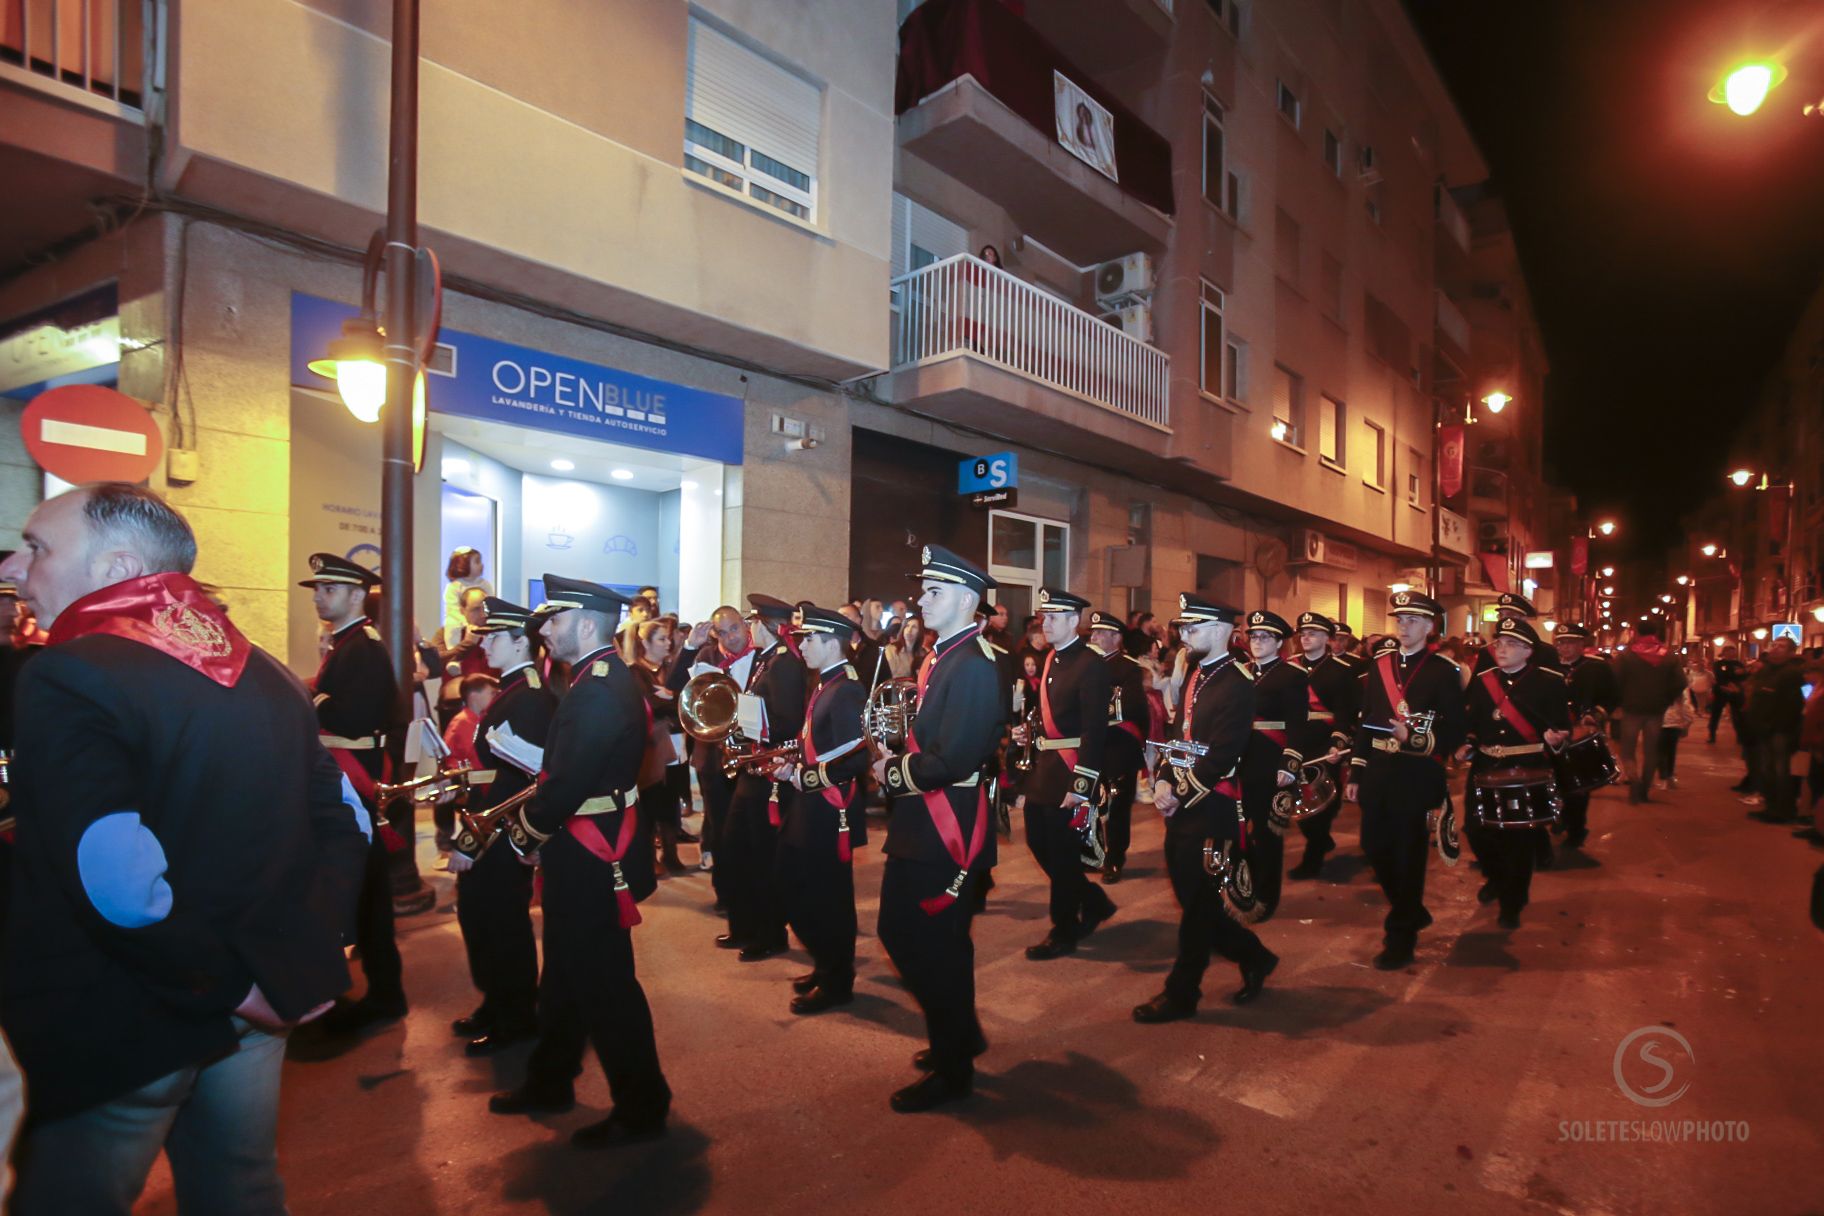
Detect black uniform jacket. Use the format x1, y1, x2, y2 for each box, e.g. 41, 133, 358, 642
313, 616, 397, 780
1243, 656, 1308, 790
4, 638, 369, 1122
1027, 636, 1110, 805
1097, 643, 1149, 779
733, 640, 806, 801
1350, 646, 1469, 776
518, 646, 655, 902
1464, 664, 1571, 773
1562, 655, 1620, 725
474, 661, 557, 810
1292, 652, 1361, 761
882, 625, 1004, 867
789, 663, 870, 853
1167, 654, 1252, 841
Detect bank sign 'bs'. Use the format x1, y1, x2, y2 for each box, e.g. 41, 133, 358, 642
958, 452, 1018, 495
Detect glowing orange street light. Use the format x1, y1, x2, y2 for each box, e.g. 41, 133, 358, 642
1710, 61, 1787, 117
1701, 543, 1718, 557
1596, 520, 1617, 536
1482, 391, 1512, 415
1729, 468, 1755, 487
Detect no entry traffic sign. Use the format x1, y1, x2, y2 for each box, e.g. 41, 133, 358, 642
21, 385, 164, 485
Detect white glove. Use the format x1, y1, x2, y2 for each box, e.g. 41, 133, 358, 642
446, 850, 475, 873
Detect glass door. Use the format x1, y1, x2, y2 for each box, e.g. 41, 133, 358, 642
989, 509, 1069, 625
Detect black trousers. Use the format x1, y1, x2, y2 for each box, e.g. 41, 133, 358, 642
1464, 771, 1538, 917
1023, 801, 1113, 937
777, 838, 857, 987
1359, 758, 1445, 949
1103, 768, 1139, 868
724, 784, 787, 949
1162, 826, 1272, 1006
1240, 786, 1285, 920
354, 832, 403, 1001
526, 844, 670, 1125
698, 763, 735, 903
878, 857, 983, 1081
455, 841, 537, 1027
1559, 790, 1592, 843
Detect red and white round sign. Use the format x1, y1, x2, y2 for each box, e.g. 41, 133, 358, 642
21, 385, 164, 485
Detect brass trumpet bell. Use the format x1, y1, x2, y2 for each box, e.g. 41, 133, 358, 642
680, 671, 744, 744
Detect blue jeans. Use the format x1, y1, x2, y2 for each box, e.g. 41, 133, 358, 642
14, 1021, 288, 1216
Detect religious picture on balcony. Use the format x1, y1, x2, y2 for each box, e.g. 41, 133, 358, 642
1054, 72, 1118, 183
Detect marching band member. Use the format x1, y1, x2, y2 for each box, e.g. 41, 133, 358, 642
670, 606, 753, 903
1013, 588, 1113, 959
1458, 618, 1571, 931
489, 574, 669, 1148
1087, 610, 1148, 883
1346, 591, 1467, 971
448, 598, 555, 1056
1134, 594, 1278, 1023
1288, 611, 1361, 881
1239, 610, 1306, 920
871, 546, 1003, 1112
770, 606, 871, 1014
1554, 622, 1618, 850
301, 553, 406, 1036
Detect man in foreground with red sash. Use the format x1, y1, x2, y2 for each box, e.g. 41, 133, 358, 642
872, 545, 1003, 1113
1458, 618, 1572, 931
301, 551, 407, 1036
488, 574, 670, 1148
1346, 590, 1467, 971
1087, 610, 1148, 883
1288, 611, 1362, 881
1, 484, 367, 1213
1134, 593, 1279, 1023
1013, 587, 1114, 960
1239, 609, 1307, 922
770, 605, 871, 1015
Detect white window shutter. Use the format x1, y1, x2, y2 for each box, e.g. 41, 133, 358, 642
687, 19, 822, 180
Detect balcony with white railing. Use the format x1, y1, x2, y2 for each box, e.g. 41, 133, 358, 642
1, 0, 154, 117
877, 253, 1172, 462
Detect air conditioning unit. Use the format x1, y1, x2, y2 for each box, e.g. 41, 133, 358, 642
1099, 302, 1154, 343
1095, 252, 1155, 306
1300, 529, 1327, 565
1358, 144, 1382, 186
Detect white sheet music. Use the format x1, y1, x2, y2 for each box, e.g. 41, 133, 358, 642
737, 692, 768, 741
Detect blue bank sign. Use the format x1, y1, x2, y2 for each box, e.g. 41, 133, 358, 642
289, 293, 744, 464
957, 451, 1018, 494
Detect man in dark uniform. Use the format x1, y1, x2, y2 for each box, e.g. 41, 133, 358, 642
1133, 594, 1279, 1023
447, 598, 557, 1055
1331, 621, 1361, 664
1, 484, 367, 1212
1554, 622, 1619, 850
490, 574, 669, 1149
1013, 587, 1113, 960
973, 600, 1018, 911
871, 545, 1003, 1113
769, 606, 870, 1014
1088, 609, 1147, 883
1288, 611, 1361, 880
1346, 591, 1467, 971
717, 594, 806, 961
1239, 610, 1306, 920
1459, 618, 1572, 931
303, 552, 407, 1035
1473, 593, 1562, 675
670, 605, 753, 903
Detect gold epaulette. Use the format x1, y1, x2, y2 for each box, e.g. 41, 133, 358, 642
1237, 663, 1256, 681
591, 660, 610, 677
976, 637, 996, 661
362, 625, 383, 642
526, 669, 543, 689
842, 663, 857, 680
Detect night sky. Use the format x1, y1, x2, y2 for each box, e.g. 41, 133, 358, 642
1407, 0, 1824, 556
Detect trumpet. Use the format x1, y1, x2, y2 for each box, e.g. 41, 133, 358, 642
723, 741, 803, 778
374, 762, 483, 812
1011, 703, 1040, 773
454, 783, 539, 857
1145, 738, 1210, 770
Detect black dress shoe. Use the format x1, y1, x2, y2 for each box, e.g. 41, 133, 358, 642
1079, 900, 1117, 938
890, 1071, 971, 1113
1372, 945, 1414, 971
1563, 831, 1588, 849
488, 1084, 575, 1115
791, 971, 821, 995
912, 1033, 988, 1072
790, 986, 855, 1015
676, 829, 701, 844
572, 1115, 666, 1148
1476, 880, 1499, 905
465, 1024, 536, 1057
452, 1008, 492, 1038
714, 933, 746, 950
1103, 862, 1124, 884
1233, 952, 1279, 1005
317, 994, 407, 1038
1497, 909, 1521, 930
1132, 993, 1197, 1024
1025, 933, 1078, 961
739, 941, 786, 962
1287, 857, 1325, 881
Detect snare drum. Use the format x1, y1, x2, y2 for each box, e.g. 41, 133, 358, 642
1552, 733, 1619, 793
1469, 765, 1562, 830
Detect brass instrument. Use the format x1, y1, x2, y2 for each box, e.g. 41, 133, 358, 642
454, 783, 539, 857
862, 676, 919, 751
1011, 703, 1040, 773
723, 740, 802, 779
680, 669, 756, 768
1145, 738, 1209, 771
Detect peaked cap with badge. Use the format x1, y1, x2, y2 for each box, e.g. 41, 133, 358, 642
1036, 587, 1091, 614
1245, 609, 1292, 638
1173, 592, 1240, 626
299, 552, 381, 589
913, 544, 996, 596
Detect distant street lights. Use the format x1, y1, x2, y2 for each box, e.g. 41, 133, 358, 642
1702, 543, 1718, 557
1482, 391, 1511, 415
1596, 520, 1617, 536
1711, 62, 1786, 116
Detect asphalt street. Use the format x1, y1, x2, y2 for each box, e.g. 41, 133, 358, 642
140, 725, 1824, 1216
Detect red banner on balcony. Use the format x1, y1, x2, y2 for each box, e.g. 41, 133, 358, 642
896, 0, 1174, 216
1478, 551, 1512, 594
1438, 425, 1465, 501
1570, 536, 1588, 576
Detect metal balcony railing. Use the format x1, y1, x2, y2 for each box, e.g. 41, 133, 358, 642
889, 253, 1170, 430
0, 0, 155, 116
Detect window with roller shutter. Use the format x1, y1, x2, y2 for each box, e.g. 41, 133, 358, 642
684, 18, 823, 223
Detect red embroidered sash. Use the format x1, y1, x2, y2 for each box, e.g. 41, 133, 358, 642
1478, 669, 1542, 745
910, 628, 988, 916
800, 675, 856, 862
565, 808, 643, 929
1038, 648, 1080, 772
50, 572, 252, 687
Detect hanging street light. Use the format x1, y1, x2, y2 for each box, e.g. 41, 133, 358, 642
1710, 61, 1788, 117
1482, 391, 1512, 415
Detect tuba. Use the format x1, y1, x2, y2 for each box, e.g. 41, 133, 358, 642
862, 676, 919, 751
680, 670, 753, 765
